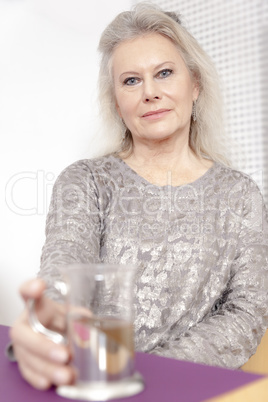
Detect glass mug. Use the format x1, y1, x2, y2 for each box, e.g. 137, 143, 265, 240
28, 263, 144, 401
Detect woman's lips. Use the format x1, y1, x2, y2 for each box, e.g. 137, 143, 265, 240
142, 109, 171, 120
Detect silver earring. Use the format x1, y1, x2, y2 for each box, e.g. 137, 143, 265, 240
192, 100, 197, 122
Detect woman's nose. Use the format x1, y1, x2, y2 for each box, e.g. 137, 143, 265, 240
142, 79, 161, 102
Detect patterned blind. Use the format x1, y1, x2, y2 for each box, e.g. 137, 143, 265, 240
135, 0, 268, 204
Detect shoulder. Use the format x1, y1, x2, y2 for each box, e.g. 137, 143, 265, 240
54, 154, 121, 186
59, 154, 118, 175
213, 163, 263, 196
213, 163, 267, 225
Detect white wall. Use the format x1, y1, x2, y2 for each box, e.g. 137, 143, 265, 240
0, 0, 132, 325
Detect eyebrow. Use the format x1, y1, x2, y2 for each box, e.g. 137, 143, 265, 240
119, 61, 176, 79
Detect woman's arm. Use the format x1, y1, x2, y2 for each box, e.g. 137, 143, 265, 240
38, 159, 103, 296
152, 179, 268, 369
10, 160, 103, 388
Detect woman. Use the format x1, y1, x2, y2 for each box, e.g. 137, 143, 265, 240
9, 3, 268, 390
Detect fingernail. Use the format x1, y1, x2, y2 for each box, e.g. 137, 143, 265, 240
53, 369, 71, 384
37, 376, 50, 389
50, 348, 68, 363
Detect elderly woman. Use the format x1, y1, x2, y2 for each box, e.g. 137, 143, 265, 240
10, 3, 268, 390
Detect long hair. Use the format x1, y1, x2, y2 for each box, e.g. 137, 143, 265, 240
97, 2, 229, 165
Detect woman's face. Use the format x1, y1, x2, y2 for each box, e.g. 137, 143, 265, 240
112, 33, 199, 147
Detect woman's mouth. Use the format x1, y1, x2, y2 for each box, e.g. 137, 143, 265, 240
142, 109, 171, 120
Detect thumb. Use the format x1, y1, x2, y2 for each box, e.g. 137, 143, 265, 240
19, 278, 46, 302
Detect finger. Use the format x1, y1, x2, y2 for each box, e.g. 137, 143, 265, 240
17, 346, 75, 389
18, 361, 51, 390
27, 295, 66, 331
19, 278, 46, 302
18, 281, 65, 330
10, 319, 69, 364
10, 311, 73, 389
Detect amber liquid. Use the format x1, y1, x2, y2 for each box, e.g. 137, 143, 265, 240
68, 314, 134, 383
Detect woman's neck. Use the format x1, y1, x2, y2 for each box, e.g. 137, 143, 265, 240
119, 141, 213, 187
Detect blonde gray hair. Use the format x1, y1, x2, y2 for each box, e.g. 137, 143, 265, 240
98, 2, 229, 164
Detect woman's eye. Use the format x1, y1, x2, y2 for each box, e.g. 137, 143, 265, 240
123, 77, 140, 86
158, 69, 173, 78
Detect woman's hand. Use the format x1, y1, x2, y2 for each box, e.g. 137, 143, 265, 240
9, 278, 75, 390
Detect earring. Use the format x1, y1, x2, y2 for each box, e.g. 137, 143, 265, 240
192, 100, 197, 122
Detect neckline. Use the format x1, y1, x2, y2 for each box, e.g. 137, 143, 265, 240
110, 153, 218, 189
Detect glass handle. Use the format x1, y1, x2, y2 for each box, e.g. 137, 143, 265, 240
27, 281, 67, 345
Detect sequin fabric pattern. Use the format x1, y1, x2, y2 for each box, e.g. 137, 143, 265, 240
39, 154, 268, 369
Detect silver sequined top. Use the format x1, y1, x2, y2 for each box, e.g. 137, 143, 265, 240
39, 154, 268, 369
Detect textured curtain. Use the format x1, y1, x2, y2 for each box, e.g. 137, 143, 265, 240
135, 0, 268, 205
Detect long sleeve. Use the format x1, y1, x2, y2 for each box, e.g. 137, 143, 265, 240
35, 155, 268, 369
38, 160, 103, 297
151, 178, 268, 369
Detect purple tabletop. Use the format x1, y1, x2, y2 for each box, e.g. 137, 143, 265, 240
0, 324, 263, 402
